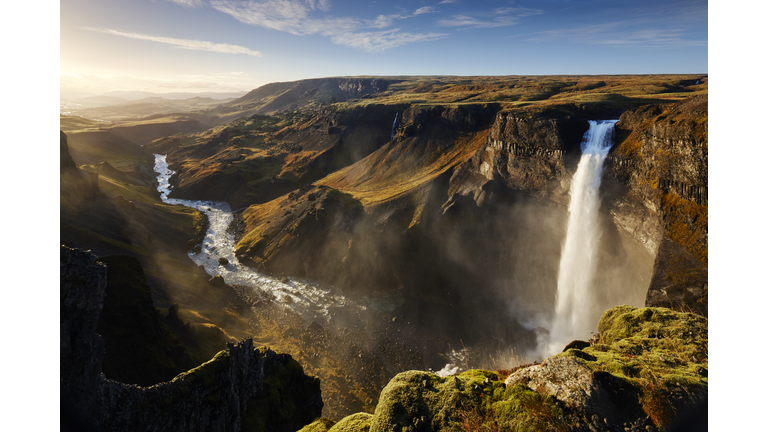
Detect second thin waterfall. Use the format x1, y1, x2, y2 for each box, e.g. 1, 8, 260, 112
544, 120, 618, 355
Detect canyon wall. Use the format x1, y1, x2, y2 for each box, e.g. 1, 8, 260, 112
607, 95, 708, 315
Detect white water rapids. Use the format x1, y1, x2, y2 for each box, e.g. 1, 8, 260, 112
543, 120, 618, 355
153, 154, 352, 323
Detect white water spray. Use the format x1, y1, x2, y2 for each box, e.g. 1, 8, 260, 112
390, 112, 398, 141
543, 120, 617, 355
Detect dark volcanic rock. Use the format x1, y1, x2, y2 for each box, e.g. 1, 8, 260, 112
60, 245, 322, 432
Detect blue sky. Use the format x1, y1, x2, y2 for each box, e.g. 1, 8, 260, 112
60, 0, 708, 96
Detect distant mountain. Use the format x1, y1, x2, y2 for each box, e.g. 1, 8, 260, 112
75, 95, 130, 106
102, 90, 248, 101
207, 77, 397, 122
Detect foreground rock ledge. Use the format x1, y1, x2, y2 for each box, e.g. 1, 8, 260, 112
303, 304, 707, 432
60, 245, 322, 432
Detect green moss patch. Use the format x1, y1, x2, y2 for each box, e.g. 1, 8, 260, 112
362, 369, 564, 432
170, 349, 230, 395
298, 417, 337, 432
556, 305, 708, 428
328, 412, 373, 432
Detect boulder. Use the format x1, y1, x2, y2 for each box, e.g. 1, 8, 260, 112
504, 356, 612, 415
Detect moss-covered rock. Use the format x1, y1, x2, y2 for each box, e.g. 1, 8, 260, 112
540, 305, 706, 430
298, 417, 337, 432
363, 369, 564, 432
330, 305, 706, 432
328, 412, 373, 432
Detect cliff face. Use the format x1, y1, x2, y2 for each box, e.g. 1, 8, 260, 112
606, 95, 708, 315
449, 112, 587, 205
60, 246, 323, 432
448, 96, 708, 316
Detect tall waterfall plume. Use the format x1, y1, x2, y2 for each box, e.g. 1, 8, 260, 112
390, 112, 398, 141
543, 120, 618, 355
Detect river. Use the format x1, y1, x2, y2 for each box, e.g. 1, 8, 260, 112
153, 154, 353, 324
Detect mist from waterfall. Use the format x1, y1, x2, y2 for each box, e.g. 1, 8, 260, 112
542, 120, 618, 356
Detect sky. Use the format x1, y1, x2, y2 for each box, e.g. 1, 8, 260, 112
60, 0, 708, 97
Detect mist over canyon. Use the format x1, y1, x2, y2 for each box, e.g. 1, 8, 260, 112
60, 75, 707, 431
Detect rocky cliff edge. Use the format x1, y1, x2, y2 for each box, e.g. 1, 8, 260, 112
301, 304, 707, 432
60, 245, 322, 432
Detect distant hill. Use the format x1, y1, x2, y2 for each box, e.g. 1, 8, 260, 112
75, 95, 130, 106
102, 90, 248, 100
207, 77, 397, 122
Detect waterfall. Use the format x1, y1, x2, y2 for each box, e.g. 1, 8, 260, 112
390, 112, 398, 141
544, 120, 617, 355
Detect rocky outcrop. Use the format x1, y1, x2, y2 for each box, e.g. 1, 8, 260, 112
60, 245, 323, 431
60, 131, 100, 203
504, 356, 612, 414
321, 305, 707, 432
444, 110, 590, 209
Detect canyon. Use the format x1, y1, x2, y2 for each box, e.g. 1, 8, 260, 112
60, 74, 707, 431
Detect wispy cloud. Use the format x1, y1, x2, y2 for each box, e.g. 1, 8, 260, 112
209, 0, 357, 36
165, 0, 205, 7
524, 23, 707, 48
209, 0, 444, 51
413, 7, 436, 16
437, 15, 519, 28
492, 7, 543, 18
83, 27, 263, 56
438, 6, 543, 29
331, 28, 448, 51
438, 0, 459, 4
307, 0, 331, 12
366, 6, 438, 29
